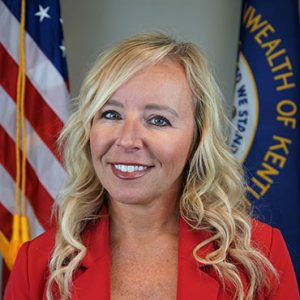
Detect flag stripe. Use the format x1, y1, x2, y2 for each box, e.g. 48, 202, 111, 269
0, 165, 44, 238
0, 86, 67, 201
0, 44, 64, 164
0, 127, 55, 230
0, 202, 12, 239
0, 1, 69, 122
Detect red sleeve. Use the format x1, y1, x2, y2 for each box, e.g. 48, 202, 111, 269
4, 242, 30, 300
269, 228, 299, 300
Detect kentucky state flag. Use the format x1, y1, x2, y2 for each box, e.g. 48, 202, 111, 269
229, 0, 300, 285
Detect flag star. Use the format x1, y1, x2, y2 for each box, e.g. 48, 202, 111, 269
35, 5, 51, 22
59, 42, 66, 57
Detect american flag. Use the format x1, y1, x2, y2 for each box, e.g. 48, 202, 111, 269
0, 0, 69, 294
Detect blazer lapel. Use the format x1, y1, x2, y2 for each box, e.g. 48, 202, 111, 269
72, 212, 110, 300
177, 217, 220, 300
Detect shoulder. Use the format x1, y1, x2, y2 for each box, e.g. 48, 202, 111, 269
14, 227, 56, 266
250, 218, 274, 256
250, 218, 287, 260
24, 228, 56, 278
17, 228, 57, 269
27, 227, 56, 255
4, 228, 56, 300
250, 219, 299, 299
250, 218, 292, 264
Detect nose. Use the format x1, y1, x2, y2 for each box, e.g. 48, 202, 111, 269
116, 117, 144, 151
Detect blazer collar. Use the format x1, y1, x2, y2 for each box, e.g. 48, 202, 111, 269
71, 210, 220, 300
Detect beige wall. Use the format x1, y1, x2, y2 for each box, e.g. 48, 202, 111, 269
60, 0, 242, 107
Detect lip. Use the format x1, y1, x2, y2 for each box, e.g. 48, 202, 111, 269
110, 163, 153, 180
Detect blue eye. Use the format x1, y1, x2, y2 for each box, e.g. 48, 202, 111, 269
101, 110, 121, 120
148, 115, 171, 127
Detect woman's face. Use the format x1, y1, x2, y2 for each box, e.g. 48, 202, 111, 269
90, 60, 195, 207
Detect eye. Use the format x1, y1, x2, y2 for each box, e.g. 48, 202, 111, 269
148, 115, 171, 127
101, 110, 122, 120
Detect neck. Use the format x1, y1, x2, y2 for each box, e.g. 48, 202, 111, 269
109, 198, 179, 242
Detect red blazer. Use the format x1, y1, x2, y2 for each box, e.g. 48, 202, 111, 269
4, 214, 299, 299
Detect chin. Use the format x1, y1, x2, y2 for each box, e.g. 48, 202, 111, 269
107, 191, 155, 206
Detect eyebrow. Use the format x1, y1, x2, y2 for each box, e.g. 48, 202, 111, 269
104, 99, 124, 108
105, 99, 179, 118
145, 104, 179, 117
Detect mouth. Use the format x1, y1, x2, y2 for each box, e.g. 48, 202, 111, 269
110, 163, 153, 180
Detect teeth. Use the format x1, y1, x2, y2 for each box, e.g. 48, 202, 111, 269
114, 164, 147, 173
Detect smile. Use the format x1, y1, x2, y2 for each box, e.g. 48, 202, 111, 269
114, 164, 147, 173
111, 163, 152, 180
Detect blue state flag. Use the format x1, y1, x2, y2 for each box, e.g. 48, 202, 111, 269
229, 0, 300, 285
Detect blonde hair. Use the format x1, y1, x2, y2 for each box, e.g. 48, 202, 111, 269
47, 33, 277, 299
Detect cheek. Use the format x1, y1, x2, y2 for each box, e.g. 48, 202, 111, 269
90, 126, 117, 168
89, 127, 108, 159
158, 130, 194, 171
89, 130, 100, 157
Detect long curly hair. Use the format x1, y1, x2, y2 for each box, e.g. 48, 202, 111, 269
47, 33, 277, 299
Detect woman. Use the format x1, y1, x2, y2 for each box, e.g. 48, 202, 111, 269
5, 33, 299, 300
